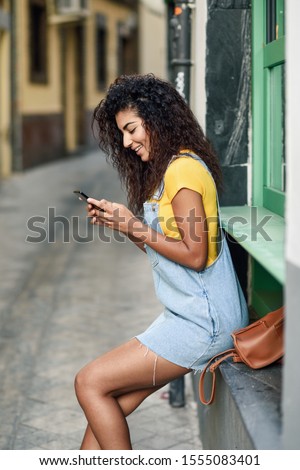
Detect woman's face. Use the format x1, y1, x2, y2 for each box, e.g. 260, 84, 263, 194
116, 109, 151, 162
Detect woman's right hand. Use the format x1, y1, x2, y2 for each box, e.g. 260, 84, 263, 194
86, 201, 105, 223
86, 198, 136, 235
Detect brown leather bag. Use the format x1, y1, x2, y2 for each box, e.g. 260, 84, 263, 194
199, 306, 284, 405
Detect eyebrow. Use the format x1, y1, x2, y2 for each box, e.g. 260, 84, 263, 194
123, 121, 138, 131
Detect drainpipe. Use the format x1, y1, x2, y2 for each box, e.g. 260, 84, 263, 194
167, 0, 195, 408
10, 0, 22, 171
170, 0, 194, 103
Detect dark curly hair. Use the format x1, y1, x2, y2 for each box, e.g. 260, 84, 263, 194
92, 73, 222, 214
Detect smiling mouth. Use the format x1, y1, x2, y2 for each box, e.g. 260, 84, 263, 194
134, 145, 142, 153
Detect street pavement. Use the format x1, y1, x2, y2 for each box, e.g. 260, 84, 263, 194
0, 149, 202, 450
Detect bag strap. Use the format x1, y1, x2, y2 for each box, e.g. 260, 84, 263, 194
198, 349, 238, 405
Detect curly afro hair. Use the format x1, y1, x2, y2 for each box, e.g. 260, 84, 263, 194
92, 73, 222, 213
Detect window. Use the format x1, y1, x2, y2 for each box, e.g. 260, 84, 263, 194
252, 0, 285, 217
95, 14, 107, 91
251, 0, 285, 314
29, 0, 47, 84
264, 0, 285, 216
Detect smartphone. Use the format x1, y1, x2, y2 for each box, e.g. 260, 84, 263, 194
73, 190, 104, 212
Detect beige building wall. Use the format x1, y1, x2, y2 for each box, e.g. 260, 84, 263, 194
86, 0, 138, 111
2, 0, 140, 172
17, 0, 139, 116
0, 0, 11, 177
19, 1, 62, 115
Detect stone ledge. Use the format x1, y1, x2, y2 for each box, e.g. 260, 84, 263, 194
219, 360, 282, 449
195, 361, 282, 449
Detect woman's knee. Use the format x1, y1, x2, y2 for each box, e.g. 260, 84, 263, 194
74, 367, 86, 403
74, 364, 100, 404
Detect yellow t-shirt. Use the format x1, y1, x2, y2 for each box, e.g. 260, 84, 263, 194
152, 155, 218, 266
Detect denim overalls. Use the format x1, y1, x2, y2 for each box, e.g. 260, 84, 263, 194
136, 154, 248, 371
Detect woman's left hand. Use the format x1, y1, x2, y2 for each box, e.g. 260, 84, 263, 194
87, 198, 136, 234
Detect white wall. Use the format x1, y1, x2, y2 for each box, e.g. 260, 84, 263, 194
192, 0, 207, 131
282, 0, 300, 449
138, 0, 167, 77
286, 0, 300, 270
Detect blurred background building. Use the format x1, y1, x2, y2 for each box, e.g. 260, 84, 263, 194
1, 0, 299, 450
0, 0, 167, 175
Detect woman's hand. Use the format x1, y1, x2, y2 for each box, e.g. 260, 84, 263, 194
86, 190, 209, 271
86, 198, 136, 234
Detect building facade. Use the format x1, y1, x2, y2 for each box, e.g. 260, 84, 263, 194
0, 0, 168, 177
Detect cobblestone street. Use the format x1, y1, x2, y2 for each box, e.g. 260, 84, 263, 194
0, 150, 202, 450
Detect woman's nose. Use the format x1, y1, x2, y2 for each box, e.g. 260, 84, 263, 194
123, 134, 133, 148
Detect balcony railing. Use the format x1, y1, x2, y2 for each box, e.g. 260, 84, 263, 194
56, 0, 89, 15
47, 0, 90, 23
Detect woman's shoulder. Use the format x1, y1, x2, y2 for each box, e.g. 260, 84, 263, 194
164, 154, 216, 201
166, 154, 212, 181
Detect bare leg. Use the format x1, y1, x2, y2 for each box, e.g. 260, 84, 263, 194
80, 385, 163, 450
75, 338, 190, 450
80, 425, 100, 450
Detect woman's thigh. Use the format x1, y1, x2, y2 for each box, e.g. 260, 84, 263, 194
76, 338, 190, 397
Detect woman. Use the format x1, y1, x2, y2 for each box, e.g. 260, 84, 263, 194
74, 74, 248, 450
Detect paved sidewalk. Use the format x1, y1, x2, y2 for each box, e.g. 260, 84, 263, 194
0, 150, 202, 450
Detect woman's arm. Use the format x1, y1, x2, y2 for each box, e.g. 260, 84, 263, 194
126, 233, 147, 253
131, 188, 208, 270
86, 202, 146, 253
87, 188, 208, 271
